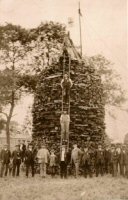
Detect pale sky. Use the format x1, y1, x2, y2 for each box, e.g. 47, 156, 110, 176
0, 0, 127, 83
0, 0, 127, 141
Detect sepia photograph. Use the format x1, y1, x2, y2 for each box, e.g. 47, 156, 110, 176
0, 0, 127, 200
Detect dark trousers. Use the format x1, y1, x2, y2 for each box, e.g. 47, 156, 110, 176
96, 162, 104, 177
104, 161, 110, 174
60, 161, 67, 178
84, 163, 92, 178
63, 89, 70, 103
0, 163, 9, 177
50, 166, 56, 177
120, 164, 125, 176
112, 162, 117, 177
26, 162, 34, 177
21, 152, 25, 162
12, 159, 21, 177
125, 164, 128, 178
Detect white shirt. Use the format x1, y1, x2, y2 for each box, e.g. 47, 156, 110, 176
61, 150, 65, 161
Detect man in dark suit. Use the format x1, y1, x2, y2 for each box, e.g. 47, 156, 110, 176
125, 145, 128, 178
95, 144, 105, 177
12, 145, 22, 177
110, 145, 119, 177
25, 144, 36, 177
104, 145, 111, 174
59, 145, 70, 179
82, 146, 93, 178
19, 140, 26, 162
0, 144, 11, 177
119, 145, 126, 176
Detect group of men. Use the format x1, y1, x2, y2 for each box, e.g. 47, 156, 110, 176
0, 141, 128, 179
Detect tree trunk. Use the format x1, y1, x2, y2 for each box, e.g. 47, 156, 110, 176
6, 91, 15, 150
6, 119, 11, 149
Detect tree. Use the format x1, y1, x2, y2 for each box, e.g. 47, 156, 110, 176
25, 21, 66, 74
86, 54, 126, 107
17, 22, 67, 90
0, 22, 66, 148
0, 24, 30, 148
0, 118, 6, 132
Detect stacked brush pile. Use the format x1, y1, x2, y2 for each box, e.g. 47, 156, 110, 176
32, 52, 106, 150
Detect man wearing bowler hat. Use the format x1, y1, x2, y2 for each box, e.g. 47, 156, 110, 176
12, 144, 22, 177
59, 145, 70, 179
25, 144, 36, 178
0, 144, 11, 177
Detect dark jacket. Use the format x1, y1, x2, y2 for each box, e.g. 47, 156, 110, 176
0, 149, 11, 164
25, 150, 36, 164
21, 144, 26, 153
12, 150, 22, 164
104, 150, 111, 163
95, 150, 105, 164
57, 151, 71, 165
110, 150, 119, 163
119, 150, 127, 165
125, 150, 128, 165
82, 151, 92, 166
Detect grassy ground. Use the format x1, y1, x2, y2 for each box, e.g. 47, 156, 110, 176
0, 174, 128, 200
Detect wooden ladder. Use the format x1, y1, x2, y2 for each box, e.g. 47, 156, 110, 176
60, 51, 71, 151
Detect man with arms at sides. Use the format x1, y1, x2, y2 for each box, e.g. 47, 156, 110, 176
25, 144, 36, 178
37, 144, 50, 178
71, 144, 82, 178
12, 144, 22, 177
0, 144, 11, 177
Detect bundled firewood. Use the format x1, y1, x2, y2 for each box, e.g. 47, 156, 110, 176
32, 57, 106, 149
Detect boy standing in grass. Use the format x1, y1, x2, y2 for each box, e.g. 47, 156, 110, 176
49, 149, 57, 177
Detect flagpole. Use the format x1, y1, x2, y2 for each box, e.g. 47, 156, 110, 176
78, 1, 82, 57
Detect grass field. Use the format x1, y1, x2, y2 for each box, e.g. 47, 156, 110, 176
0, 175, 128, 200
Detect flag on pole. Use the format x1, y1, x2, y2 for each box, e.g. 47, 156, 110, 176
78, 8, 82, 16
78, 1, 82, 17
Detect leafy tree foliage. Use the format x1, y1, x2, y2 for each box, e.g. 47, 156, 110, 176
25, 21, 66, 74
87, 54, 126, 106
0, 24, 30, 148
0, 22, 66, 147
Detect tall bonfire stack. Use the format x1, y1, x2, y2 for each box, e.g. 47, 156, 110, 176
32, 39, 106, 149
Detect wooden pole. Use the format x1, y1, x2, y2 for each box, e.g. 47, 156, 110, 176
78, 1, 82, 57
